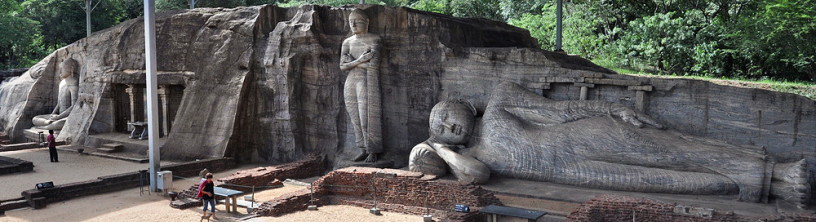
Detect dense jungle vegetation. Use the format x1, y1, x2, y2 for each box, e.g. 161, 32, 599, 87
2, 0, 814, 85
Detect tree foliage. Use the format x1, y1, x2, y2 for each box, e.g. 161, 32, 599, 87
1, 0, 813, 81
509, 0, 815, 81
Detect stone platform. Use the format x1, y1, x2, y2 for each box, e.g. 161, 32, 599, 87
85, 133, 168, 156
480, 177, 812, 218
0, 156, 33, 175
22, 128, 58, 143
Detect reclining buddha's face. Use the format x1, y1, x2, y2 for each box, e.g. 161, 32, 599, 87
429, 101, 476, 145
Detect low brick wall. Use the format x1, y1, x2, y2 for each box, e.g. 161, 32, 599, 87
315, 168, 500, 210
172, 156, 321, 209
566, 194, 816, 222
0, 156, 33, 175
218, 154, 324, 191
254, 189, 324, 216
254, 167, 502, 222
18, 158, 235, 210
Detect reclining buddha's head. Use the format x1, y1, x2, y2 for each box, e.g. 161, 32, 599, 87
429, 100, 477, 145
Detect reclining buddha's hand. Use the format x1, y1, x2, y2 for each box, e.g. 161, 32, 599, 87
610, 104, 665, 129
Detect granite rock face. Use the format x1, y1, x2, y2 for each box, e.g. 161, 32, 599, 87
0, 5, 813, 196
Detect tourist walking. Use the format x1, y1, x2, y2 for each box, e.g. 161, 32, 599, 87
198, 173, 216, 220
47, 130, 58, 162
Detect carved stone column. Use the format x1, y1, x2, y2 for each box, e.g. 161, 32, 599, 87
158, 86, 168, 137
575, 83, 595, 100
627, 85, 653, 112
125, 85, 145, 125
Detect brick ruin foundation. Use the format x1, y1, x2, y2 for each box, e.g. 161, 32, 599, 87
217, 154, 325, 191
252, 167, 502, 222
171, 154, 324, 209
566, 194, 816, 222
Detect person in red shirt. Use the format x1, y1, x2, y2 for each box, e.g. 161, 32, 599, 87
198, 173, 216, 219
47, 130, 58, 162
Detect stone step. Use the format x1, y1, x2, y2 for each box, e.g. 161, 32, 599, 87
88, 152, 148, 163
101, 142, 124, 149
540, 214, 568, 222
0, 142, 41, 152
0, 199, 29, 211
98, 143, 124, 153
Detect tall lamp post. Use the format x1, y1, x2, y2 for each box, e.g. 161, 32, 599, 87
555, 0, 563, 52
83, 0, 102, 37
143, 0, 161, 192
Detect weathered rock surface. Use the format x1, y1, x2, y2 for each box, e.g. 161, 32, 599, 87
0, 5, 813, 198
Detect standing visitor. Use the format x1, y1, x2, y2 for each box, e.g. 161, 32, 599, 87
198, 173, 216, 220
47, 130, 58, 162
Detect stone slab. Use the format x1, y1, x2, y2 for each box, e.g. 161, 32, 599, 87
585, 78, 641, 86
480, 177, 788, 217
76, 150, 148, 163
22, 128, 57, 143
480, 205, 547, 220
573, 83, 595, 88
0, 156, 33, 175
0, 199, 28, 211
579, 72, 605, 78
0, 142, 41, 152
628, 85, 654, 91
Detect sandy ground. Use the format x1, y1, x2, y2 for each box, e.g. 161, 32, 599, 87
0, 148, 173, 200
250, 185, 308, 203
1, 158, 421, 222
246, 205, 422, 222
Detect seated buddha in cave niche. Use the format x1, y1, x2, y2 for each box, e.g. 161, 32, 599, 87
33, 58, 79, 131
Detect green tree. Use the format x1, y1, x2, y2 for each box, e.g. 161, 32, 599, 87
410, 0, 450, 15
510, 3, 606, 58
449, 0, 500, 21
0, 0, 49, 69
728, 0, 816, 80
0, 14, 45, 69
20, 0, 125, 49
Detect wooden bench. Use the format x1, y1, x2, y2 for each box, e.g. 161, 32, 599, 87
214, 187, 243, 213
480, 205, 548, 222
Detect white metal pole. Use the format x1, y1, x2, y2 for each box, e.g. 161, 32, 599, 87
86, 0, 91, 37
360, 0, 364, 4
556, 0, 563, 51
143, 0, 161, 192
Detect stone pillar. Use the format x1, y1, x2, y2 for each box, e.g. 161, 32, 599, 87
158, 86, 168, 137
125, 85, 145, 124
627, 85, 653, 112
574, 83, 595, 100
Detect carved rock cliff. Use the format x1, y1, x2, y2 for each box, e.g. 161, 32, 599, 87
0, 5, 812, 186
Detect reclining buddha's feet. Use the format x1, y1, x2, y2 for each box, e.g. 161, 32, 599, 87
772, 159, 811, 209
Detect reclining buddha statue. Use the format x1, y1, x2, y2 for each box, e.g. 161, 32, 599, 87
410, 82, 810, 207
